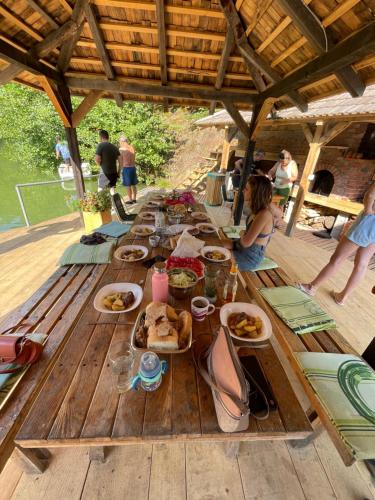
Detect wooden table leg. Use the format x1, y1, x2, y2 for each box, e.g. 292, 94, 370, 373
89, 446, 106, 463
14, 446, 50, 474
224, 441, 241, 459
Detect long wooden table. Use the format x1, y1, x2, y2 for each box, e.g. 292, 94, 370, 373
14, 202, 312, 470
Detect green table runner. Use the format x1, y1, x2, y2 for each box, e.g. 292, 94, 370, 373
221, 225, 246, 239
259, 285, 336, 334
295, 352, 375, 459
252, 257, 278, 272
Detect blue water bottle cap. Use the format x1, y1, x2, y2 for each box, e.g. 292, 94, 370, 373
140, 351, 161, 379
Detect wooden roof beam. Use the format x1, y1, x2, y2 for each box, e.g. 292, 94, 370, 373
72, 90, 103, 127
276, 0, 365, 97
260, 21, 375, 101
66, 76, 257, 103
0, 18, 82, 84
39, 76, 72, 127
57, 0, 88, 73
155, 0, 168, 110
218, 0, 307, 112
92, 0, 224, 19
222, 100, 250, 138
26, 0, 59, 29
0, 39, 63, 85
85, 3, 123, 107
0, 4, 43, 42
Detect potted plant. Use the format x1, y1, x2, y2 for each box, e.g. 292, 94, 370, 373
78, 190, 112, 233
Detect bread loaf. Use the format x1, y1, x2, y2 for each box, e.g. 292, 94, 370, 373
147, 326, 179, 350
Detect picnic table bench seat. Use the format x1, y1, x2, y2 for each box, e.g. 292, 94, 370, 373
240, 266, 364, 466
0, 262, 107, 472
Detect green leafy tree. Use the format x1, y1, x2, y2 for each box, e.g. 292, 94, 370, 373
0, 83, 176, 183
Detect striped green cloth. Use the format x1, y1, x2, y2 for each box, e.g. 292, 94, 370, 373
259, 285, 336, 335
59, 241, 115, 266
252, 257, 278, 272
295, 352, 375, 459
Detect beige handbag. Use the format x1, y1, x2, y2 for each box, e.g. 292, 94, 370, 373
194, 326, 250, 432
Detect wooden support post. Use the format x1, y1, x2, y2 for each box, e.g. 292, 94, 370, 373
14, 446, 50, 474
285, 120, 352, 237
65, 126, 85, 199
233, 98, 275, 224
89, 446, 106, 463
220, 126, 235, 171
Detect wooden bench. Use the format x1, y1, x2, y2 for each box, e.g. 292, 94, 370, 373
0, 263, 107, 472
240, 266, 362, 466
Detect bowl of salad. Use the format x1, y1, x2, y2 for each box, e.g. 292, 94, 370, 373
167, 268, 198, 299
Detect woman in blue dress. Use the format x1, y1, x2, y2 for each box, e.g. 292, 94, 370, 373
223, 176, 278, 271
299, 183, 375, 305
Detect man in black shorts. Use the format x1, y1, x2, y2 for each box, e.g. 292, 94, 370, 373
95, 129, 120, 195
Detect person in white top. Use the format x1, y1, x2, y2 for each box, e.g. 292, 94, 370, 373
267, 150, 298, 206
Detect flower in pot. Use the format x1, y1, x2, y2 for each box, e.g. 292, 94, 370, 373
77, 190, 112, 233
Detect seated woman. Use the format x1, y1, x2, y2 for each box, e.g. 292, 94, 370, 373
267, 150, 298, 207
223, 176, 280, 271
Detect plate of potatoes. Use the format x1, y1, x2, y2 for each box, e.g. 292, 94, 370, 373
93, 283, 143, 314
220, 303, 272, 343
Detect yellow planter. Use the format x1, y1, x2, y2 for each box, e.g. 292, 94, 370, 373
82, 210, 112, 234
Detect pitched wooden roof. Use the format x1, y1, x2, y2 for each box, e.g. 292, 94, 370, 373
0, 0, 375, 109
195, 83, 375, 127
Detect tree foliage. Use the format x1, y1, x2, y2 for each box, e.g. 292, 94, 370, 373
0, 83, 176, 183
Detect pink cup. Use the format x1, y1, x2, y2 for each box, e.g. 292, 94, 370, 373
191, 296, 215, 322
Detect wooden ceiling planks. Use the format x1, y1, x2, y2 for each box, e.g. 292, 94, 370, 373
0, 0, 374, 108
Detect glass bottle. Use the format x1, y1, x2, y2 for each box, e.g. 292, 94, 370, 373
152, 262, 169, 303
223, 262, 238, 303
204, 266, 218, 304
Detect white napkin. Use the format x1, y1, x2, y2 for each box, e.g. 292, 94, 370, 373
171, 230, 205, 258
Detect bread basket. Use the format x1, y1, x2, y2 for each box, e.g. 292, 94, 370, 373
130, 309, 192, 354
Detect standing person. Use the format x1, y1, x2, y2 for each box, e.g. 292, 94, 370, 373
119, 135, 138, 204
268, 150, 298, 206
222, 176, 281, 271
298, 183, 375, 305
95, 129, 120, 196
55, 136, 71, 165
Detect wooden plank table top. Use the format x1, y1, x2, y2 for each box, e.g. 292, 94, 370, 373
242, 267, 359, 465
15, 200, 312, 451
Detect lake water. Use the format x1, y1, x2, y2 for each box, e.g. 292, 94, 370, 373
0, 157, 135, 232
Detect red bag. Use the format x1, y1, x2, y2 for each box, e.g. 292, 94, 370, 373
0, 335, 43, 374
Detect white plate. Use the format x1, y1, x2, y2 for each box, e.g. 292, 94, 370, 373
131, 224, 155, 237
114, 245, 148, 262
191, 211, 210, 222
167, 224, 195, 236
196, 222, 218, 234
93, 283, 143, 314
220, 303, 272, 343
200, 246, 231, 262
140, 212, 155, 221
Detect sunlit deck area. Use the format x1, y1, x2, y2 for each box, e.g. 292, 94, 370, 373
1, 199, 374, 499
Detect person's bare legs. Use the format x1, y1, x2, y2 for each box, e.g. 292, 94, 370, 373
127, 186, 133, 202
110, 186, 116, 196
132, 185, 137, 202
301, 237, 358, 295
334, 243, 375, 304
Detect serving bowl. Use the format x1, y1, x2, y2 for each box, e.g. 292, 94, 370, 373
220, 302, 272, 343
167, 268, 198, 299
200, 246, 231, 262
114, 245, 148, 262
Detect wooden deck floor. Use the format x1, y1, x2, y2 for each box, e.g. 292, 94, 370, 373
1, 204, 375, 499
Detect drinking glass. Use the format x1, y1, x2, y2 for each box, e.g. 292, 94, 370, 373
109, 341, 134, 393
204, 266, 218, 303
